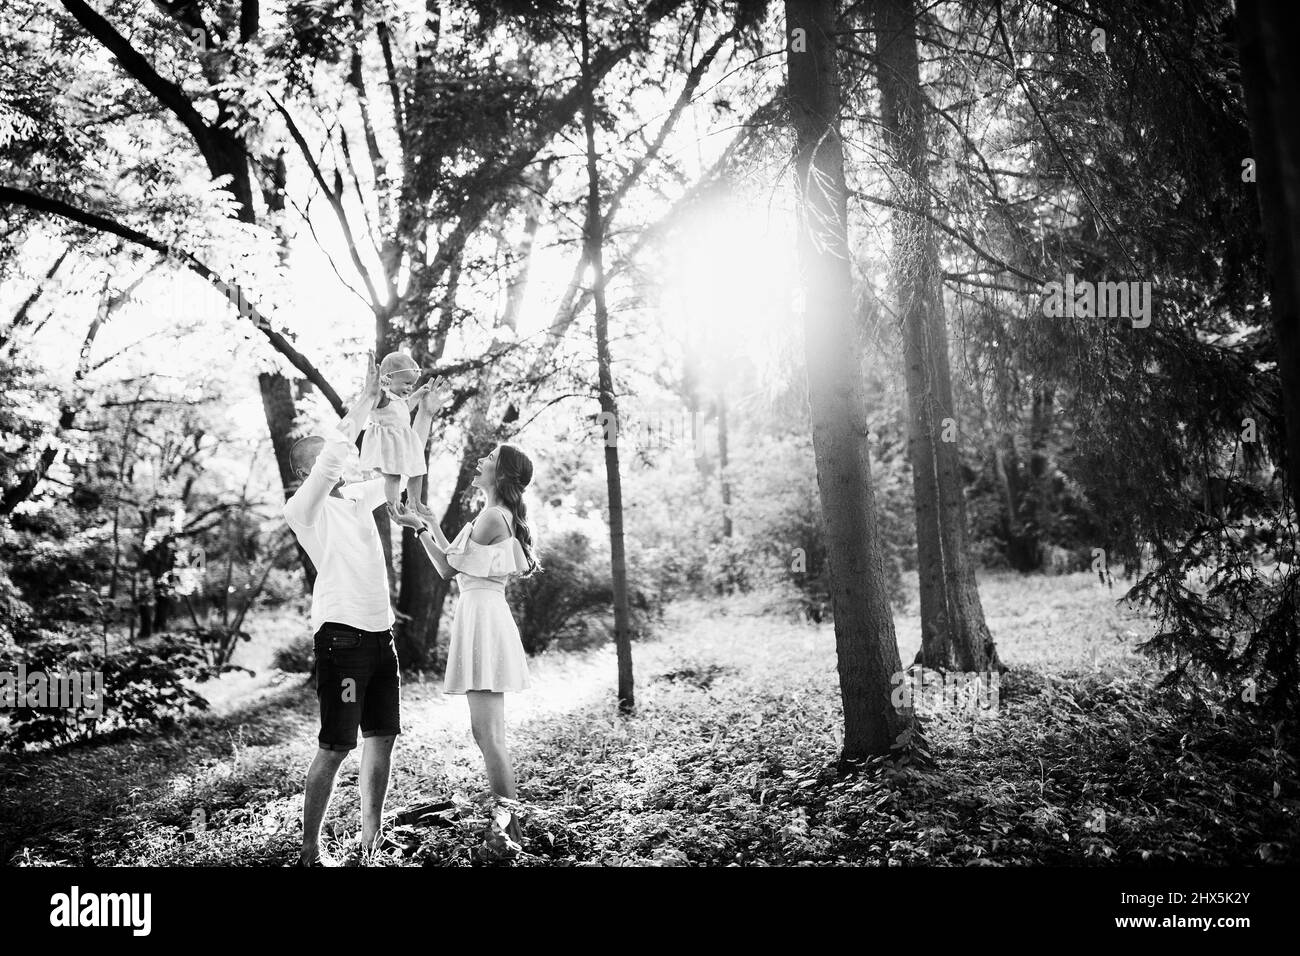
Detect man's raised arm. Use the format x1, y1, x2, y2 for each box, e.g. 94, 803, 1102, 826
282, 354, 381, 529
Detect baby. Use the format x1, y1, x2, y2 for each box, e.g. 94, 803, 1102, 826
360, 351, 433, 516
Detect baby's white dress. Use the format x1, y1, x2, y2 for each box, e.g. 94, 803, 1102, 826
359, 396, 427, 478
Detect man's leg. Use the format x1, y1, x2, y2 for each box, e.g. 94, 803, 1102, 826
302, 747, 349, 865
358, 629, 402, 853
359, 734, 396, 849
305, 624, 366, 865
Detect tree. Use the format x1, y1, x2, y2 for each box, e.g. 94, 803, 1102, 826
785, 0, 910, 760
579, 0, 635, 712
872, 0, 1001, 673
266, 0, 699, 667
1238, 0, 1300, 510
53, 0, 305, 534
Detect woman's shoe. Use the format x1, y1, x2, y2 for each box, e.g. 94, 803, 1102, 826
488, 801, 524, 851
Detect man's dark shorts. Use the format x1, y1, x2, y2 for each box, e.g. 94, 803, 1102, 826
313, 622, 401, 751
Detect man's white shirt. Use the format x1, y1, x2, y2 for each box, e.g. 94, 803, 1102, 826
282, 425, 394, 633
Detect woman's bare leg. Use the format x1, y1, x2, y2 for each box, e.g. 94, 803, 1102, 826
467, 691, 522, 842
467, 691, 515, 798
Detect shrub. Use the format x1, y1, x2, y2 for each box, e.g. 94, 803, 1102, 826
509, 529, 662, 655
273, 633, 315, 675
0, 633, 221, 753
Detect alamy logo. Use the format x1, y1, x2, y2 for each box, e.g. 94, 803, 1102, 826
0, 664, 104, 718
1039, 273, 1152, 327
597, 407, 710, 455
49, 886, 151, 936
890, 667, 1000, 715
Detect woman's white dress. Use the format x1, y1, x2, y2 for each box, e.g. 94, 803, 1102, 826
442, 507, 531, 695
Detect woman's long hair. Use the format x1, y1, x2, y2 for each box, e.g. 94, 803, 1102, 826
494, 444, 540, 575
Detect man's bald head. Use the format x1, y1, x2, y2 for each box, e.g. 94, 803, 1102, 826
290, 435, 327, 481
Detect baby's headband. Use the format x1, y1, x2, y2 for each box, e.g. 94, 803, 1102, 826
380, 366, 424, 380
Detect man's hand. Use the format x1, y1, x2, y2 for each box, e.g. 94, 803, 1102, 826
338, 351, 381, 442
361, 351, 381, 406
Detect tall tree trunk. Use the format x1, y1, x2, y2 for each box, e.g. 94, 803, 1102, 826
718, 393, 733, 538
786, 0, 909, 761
1026, 384, 1055, 566
873, 0, 1000, 673
994, 431, 1037, 571
1238, 2, 1300, 510
580, 0, 635, 712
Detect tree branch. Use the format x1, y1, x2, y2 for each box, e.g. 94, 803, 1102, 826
854, 190, 1044, 286
0, 245, 71, 352
60, 0, 217, 164
0, 185, 345, 415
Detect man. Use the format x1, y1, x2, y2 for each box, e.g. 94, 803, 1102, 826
282, 352, 442, 866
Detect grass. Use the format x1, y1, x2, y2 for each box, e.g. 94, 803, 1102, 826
1, 571, 1296, 866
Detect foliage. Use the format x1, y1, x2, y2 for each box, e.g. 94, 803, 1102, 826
1128, 500, 1300, 714
510, 526, 664, 654
0, 632, 220, 753
272, 633, 315, 675
4, 575, 1296, 866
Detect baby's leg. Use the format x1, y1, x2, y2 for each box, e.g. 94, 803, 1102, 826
407, 474, 434, 518
383, 473, 402, 512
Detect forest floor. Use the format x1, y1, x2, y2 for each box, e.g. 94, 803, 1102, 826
2, 571, 1296, 866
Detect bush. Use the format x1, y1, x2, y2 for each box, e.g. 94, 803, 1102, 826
509, 529, 663, 655
0, 565, 32, 649
0, 633, 221, 753
701, 537, 753, 595
272, 633, 315, 675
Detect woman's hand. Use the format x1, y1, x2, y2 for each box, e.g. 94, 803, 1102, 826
397, 507, 456, 579
389, 506, 428, 530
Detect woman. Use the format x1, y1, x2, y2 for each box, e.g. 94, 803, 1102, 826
413, 444, 539, 844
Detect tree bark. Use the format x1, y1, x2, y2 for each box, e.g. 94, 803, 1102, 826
718, 393, 733, 538
786, 0, 909, 761
580, 0, 635, 713
1238, 1, 1300, 510
873, 0, 1000, 673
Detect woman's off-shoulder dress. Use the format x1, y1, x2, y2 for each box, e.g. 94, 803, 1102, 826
442, 506, 531, 695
